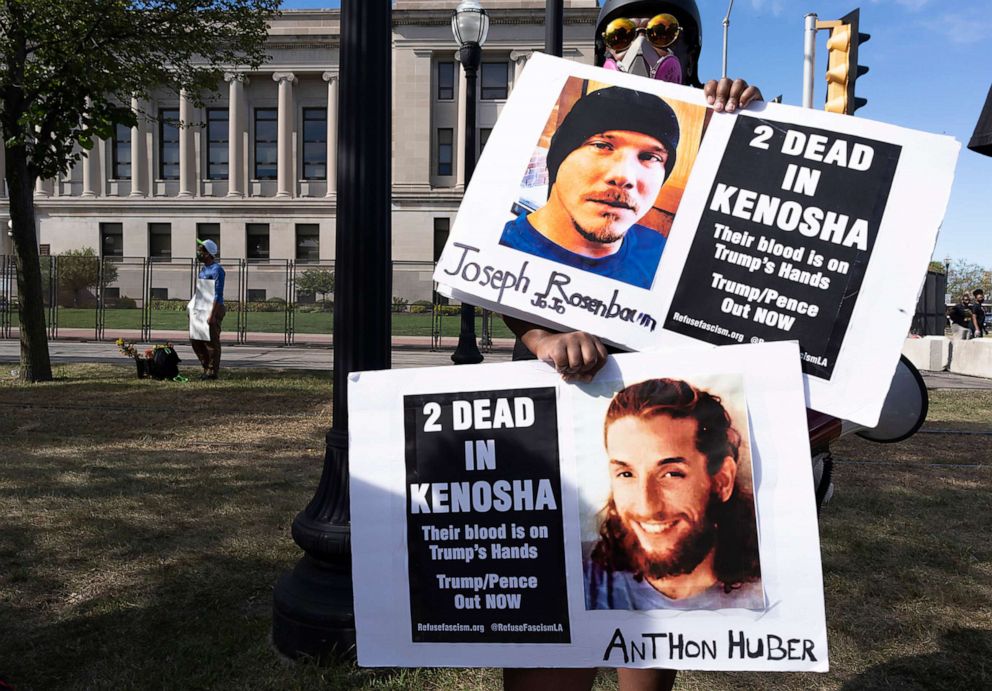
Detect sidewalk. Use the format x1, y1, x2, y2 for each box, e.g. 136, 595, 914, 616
0, 339, 515, 371
19, 326, 518, 352
2, 338, 991, 388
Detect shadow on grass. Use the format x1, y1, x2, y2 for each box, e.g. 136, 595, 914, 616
840, 628, 992, 691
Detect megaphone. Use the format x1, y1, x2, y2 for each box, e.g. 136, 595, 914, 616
849, 355, 929, 443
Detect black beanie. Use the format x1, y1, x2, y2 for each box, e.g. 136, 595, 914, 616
546, 86, 680, 190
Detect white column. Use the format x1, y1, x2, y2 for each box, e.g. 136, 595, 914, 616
178, 89, 194, 197
455, 62, 467, 188
510, 51, 531, 87
225, 72, 245, 198
129, 96, 146, 197
34, 177, 52, 197
81, 142, 99, 197
273, 72, 296, 198
322, 71, 338, 197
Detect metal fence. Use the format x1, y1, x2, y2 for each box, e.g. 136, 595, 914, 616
911, 270, 948, 336
0, 255, 501, 350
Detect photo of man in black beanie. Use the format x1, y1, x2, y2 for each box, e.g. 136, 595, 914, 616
499, 85, 681, 290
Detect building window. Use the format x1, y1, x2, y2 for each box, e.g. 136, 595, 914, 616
101, 222, 124, 258
437, 61, 455, 100
480, 128, 493, 156
159, 108, 180, 180
246, 223, 270, 260
437, 128, 453, 177
197, 223, 221, 258
112, 124, 131, 180
254, 108, 277, 180
433, 217, 450, 263
295, 224, 320, 262
148, 223, 172, 260
481, 62, 509, 100
302, 108, 327, 180
151, 288, 169, 300
247, 288, 267, 302
206, 108, 229, 180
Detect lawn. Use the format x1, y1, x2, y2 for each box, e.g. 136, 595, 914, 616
29, 308, 516, 339
1, 368, 989, 690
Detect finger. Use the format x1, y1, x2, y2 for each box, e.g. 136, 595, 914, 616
725, 79, 748, 112
565, 338, 586, 373
738, 85, 763, 108
594, 338, 610, 366
703, 79, 718, 105
713, 78, 734, 112
577, 338, 602, 374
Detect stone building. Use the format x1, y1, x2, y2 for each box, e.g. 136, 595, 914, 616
0, 1, 598, 304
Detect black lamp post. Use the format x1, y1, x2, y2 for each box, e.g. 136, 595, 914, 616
449, 0, 488, 365
272, 0, 392, 661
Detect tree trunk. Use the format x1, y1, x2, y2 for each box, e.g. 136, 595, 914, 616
6, 146, 53, 382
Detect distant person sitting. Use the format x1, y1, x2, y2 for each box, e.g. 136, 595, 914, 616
972, 289, 986, 338
499, 86, 680, 290
948, 292, 977, 340
190, 239, 226, 380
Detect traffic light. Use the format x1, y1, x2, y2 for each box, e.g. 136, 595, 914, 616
824, 9, 870, 115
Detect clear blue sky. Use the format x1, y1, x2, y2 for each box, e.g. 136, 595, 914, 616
282, 0, 992, 267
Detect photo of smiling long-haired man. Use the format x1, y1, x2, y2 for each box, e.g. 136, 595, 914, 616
579, 375, 764, 611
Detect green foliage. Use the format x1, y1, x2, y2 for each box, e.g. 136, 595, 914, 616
150, 298, 188, 312
409, 304, 430, 314
945, 258, 990, 300
57, 247, 119, 307
294, 268, 335, 298
0, 0, 280, 180
929, 261, 947, 275
296, 302, 333, 314
114, 295, 137, 309
392, 296, 409, 313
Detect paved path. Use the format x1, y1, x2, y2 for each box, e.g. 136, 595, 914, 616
0, 340, 989, 388
0, 340, 514, 371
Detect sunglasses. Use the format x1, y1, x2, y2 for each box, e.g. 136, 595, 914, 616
602, 14, 682, 52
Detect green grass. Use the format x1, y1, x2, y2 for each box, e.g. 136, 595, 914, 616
1, 371, 989, 690
38, 308, 516, 339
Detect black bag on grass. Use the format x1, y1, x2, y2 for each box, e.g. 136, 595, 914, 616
148, 347, 181, 380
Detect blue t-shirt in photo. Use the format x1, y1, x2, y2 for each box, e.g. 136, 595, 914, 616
498, 212, 665, 290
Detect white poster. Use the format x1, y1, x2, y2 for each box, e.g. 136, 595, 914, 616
350, 341, 827, 671
433, 54, 960, 426
187, 277, 214, 341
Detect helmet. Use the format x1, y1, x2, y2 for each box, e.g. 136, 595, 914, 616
595, 0, 703, 86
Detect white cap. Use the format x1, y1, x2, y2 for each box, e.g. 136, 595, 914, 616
197, 239, 218, 257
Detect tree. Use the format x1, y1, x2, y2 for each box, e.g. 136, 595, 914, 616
945, 258, 989, 301
56, 247, 118, 308
0, 0, 279, 381
295, 268, 335, 301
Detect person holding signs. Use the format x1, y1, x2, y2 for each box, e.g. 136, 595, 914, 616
503, 1, 763, 690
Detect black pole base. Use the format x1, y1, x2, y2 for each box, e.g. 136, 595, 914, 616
451, 334, 484, 364
451, 302, 484, 365
272, 549, 356, 663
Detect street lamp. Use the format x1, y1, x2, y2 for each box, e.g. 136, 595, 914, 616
449, 0, 487, 365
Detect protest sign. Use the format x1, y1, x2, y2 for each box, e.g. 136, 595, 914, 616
433, 54, 960, 425
350, 341, 827, 671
